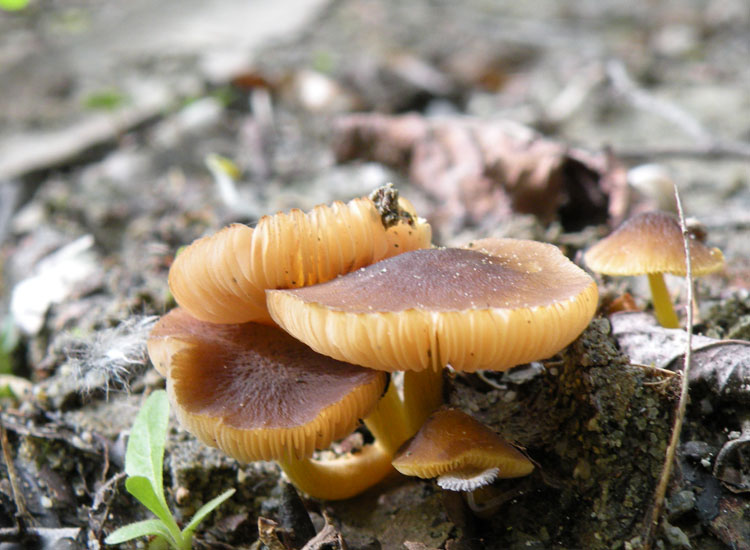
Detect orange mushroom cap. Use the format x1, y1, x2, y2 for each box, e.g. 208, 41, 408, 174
267, 238, 598, 373
583, 211, 724, 277
169, 190, 432, 325
392, 409, 533, 491
147, 308, 387, 462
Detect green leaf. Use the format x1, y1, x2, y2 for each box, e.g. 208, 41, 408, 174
124, 391, 182, 543
125, 476, 175, 529
110, 390, 235, 550
0, 0, 29, 12
104, 518, 174, 545
126, 390, 169, 491
149, 537, 171, 550
82, 88, 128, 111
182, 488, 236, 539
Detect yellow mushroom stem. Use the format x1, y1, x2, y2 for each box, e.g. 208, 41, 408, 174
363, 368, 444, 456
402, 335, 446, 438
403, 366, 444, 438
647, 272, 680, 328
277, 441, 394, 500
464, 483, 520, 519
363, 381, 411, 455
279, 371, 441, 501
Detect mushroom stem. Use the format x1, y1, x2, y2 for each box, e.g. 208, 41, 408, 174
464, 484, 520, 519
277, 442, 394, 500
647, 273, 680, 328
403, 367, 444, 437
363, 381, 411, 455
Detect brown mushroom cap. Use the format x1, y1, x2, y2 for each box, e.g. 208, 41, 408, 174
169, 194, 432, 325
584, 211, 724, 277
267, 238, 598, 373
147, 308, 387, 461
392, 409, 533, 490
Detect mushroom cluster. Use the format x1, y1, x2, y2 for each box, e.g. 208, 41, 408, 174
149, 185, 599, 501
268, 237, 598, 440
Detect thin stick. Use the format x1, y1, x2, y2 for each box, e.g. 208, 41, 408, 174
615, 143, 750, 162
0, 419, 28, 534
607, 60, 709, 141
606, 59, 750, 162
644, 183, 695, 547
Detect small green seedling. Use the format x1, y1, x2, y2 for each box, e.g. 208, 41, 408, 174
82, 88, 129, 111
105, 390, 235, 549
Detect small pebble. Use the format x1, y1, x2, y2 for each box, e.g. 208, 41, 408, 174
662, 520, 692, 549
667, 490, 695, 519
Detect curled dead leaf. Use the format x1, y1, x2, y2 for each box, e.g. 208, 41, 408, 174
611, 311, 750, 496
610, 311, 750, 402
333, 113, 628, 235
712, 420, 750, 494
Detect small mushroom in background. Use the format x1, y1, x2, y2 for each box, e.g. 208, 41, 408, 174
392, 409, 533, 515
584, 210, 724, 328
267, 237, 598, 448
168, 186, 432, 325
147, 308, 396, 501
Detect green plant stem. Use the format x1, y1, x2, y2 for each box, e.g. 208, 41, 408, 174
106, 391, 234, 548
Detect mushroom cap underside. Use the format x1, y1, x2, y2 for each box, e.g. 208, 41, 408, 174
169, 194, 432, 325
392, 409, 534, 480
267, 238, 598, 372
584, 211, 724, 276
147, 308, 387, 461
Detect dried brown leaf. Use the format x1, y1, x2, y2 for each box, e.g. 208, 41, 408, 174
610, 311, 750, 403
301, 521, 347, 550
333, 113, 627, 235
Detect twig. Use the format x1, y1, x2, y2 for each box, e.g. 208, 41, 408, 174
606, 60, 750, 162
91, 471, 127, 513
544, 64, 605, 125
0, 418, 29, 534
607, 60, 711, 142
474, 370, 507, 391
615, 143, 750, 162
713, 417, 750, 492
89, 471, 127, 544
0, 97, 170, 181
644, 183, 694, 547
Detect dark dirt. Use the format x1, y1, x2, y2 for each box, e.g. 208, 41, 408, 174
1, 1, 750, 549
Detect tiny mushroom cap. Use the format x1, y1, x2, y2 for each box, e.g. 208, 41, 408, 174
584, 211, 724, 328
168, 189, 431, 325
267, 237, 598, 373
392, 409, 534, 491
147, 307, 387, 463
583, 210, 724, 278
